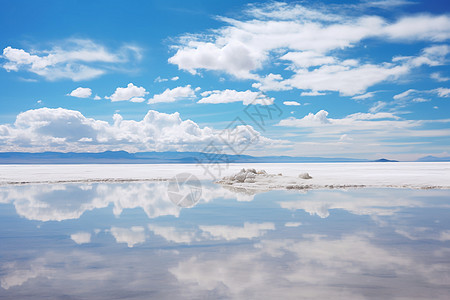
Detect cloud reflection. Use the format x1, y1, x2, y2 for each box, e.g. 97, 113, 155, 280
0, 181, 254, 222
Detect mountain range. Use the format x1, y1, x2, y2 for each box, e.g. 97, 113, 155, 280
0, 151, 446, 164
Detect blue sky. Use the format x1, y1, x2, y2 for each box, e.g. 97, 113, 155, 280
0, 0, 449, 159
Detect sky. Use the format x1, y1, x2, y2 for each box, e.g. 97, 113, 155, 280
0, 0, 449, 160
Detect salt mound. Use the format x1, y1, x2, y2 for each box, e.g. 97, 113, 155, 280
218, 168, 315, 191
298, 173, 312, 179
222, 168, 260, 183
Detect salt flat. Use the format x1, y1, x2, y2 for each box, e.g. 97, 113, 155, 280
0, 162, 449, 189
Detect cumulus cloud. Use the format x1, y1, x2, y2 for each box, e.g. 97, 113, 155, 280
277, 109, 450, 136
0, 107, 275, 152
278, 61, 409, 96
276, 108, 450, 156
198, 89, 274, 105
2, 39, 141, 81
107, 83, 148, 102
280, 110, 331, 126
148, 85, 196, 104
168, 2, 450, 95
278, 110, 407, 128
69, 87, 92, 98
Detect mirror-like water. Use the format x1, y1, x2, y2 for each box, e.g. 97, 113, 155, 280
1, 182, 449, 299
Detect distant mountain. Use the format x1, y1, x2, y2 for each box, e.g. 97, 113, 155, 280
416, 156, 450, 162
372, 158, 399, 162
0, 151, 370, 164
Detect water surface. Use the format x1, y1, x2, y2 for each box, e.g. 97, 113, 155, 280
1, 181, 449, 299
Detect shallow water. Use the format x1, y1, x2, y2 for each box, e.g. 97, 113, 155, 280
0, 181, 449, 299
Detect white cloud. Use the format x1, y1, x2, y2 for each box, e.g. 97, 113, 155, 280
148, 85, 196, 104
284, 222, 302, 227
154, 76, 168, 82
0, 262, 46, 290
397, 45, 450, 67
252, 74, 290, 92
1, 182, 251, 228
435, 87, 450, 97
369, 101, 388, 113
154, 76, 180, 83
339, 134, 353, 142
170, 231, 450, 298
69, 87, 92, 98
285, 62, 409, 96
110, 226, 146, 247
2, 39, 141, 81
412, 97, 430, 103
0, 107, 275, 152
351, 92, 376, 100
0, 182, 184, 222
279, 110, 406, 128
199, 222, 275, 241
93, 95, 101, 100
383, 15, 450, 41
393, 87, 450, 103
198, 89, 273, 105
148, 224, 197, 244
280, 110, 331, 126
439, 230, 450, 242
431, 72, 450, 82
283, 101, 300, 106
169, 40, 263, 79
300, 91, 327, 96
276, 109, 450, 157
70, 232, 91, 244
361, 0, 417, 9
107, 83, 148, 102
281, 51, 336, 68
168, 3, 450, 95
393, 89, 416, 100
